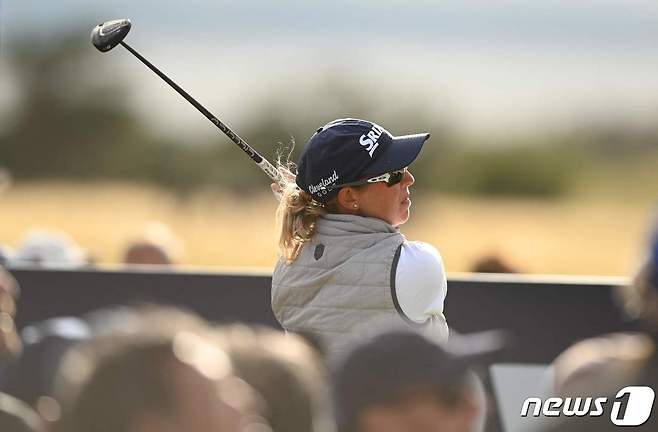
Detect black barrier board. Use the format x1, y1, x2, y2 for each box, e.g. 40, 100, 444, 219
8, 269, 639, 364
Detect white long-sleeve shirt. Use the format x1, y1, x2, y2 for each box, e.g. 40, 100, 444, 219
395, 241, 450, 342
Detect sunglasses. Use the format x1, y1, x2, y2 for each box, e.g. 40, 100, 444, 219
326, 168, 407, 191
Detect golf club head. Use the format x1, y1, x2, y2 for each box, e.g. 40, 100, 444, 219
91, 18, 131, 52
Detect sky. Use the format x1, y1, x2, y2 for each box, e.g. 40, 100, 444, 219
2, 0, 658, 140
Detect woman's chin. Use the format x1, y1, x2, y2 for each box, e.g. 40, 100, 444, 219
394, 210, 411, 227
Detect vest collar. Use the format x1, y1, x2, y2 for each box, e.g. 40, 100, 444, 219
316, 213, 398, 236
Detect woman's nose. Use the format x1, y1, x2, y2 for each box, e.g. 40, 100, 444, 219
402, 169, 415, 187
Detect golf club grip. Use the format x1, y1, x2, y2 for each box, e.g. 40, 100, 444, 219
119, 41, 283, 184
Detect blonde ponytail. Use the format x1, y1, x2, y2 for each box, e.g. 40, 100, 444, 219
275, 165, 330, 264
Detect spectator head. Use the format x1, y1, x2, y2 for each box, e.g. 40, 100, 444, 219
55, 305, 223, 416
123, 242, 172, 265
66, 332, 246, 432
552, 332, 653, 398
9, 230, 89, 269
332, 331, 488, 432
217, 325, 330, 432
470, 253, 518, 274
616, 212, 658, 328
121, 222, 183, 266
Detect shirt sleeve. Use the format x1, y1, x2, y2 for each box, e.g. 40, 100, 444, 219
394, 241, 449, 342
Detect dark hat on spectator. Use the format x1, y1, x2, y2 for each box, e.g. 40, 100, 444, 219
5, 317, 91, 407
332, 330, 507, 432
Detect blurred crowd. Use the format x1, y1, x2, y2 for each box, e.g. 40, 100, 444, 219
0, 223, 183, 269
0, 215, 657, 432
0, 280, 497, 432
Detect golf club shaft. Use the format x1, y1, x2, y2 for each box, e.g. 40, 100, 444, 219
119, 41, 283, 184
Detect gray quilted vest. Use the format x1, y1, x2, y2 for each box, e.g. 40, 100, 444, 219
271, 213, 417, 362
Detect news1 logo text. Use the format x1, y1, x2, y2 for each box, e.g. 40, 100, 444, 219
521, 386, 655, 426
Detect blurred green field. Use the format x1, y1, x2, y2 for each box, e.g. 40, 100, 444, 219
0, 182, 652, 276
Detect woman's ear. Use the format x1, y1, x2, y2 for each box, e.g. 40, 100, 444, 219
336, 188, 360, 214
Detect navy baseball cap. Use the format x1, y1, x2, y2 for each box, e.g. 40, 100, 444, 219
296, 119, 430, 203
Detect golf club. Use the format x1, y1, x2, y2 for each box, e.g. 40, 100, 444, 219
91, 18, 283, 184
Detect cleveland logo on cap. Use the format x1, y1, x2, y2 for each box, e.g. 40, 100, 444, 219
359, 124, 384, 157
308, 170, 339, 195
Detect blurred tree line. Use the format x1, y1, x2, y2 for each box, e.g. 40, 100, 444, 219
1, 31, 657, 199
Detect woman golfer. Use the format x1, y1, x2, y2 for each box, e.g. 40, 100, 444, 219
272, 118, 448, 361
